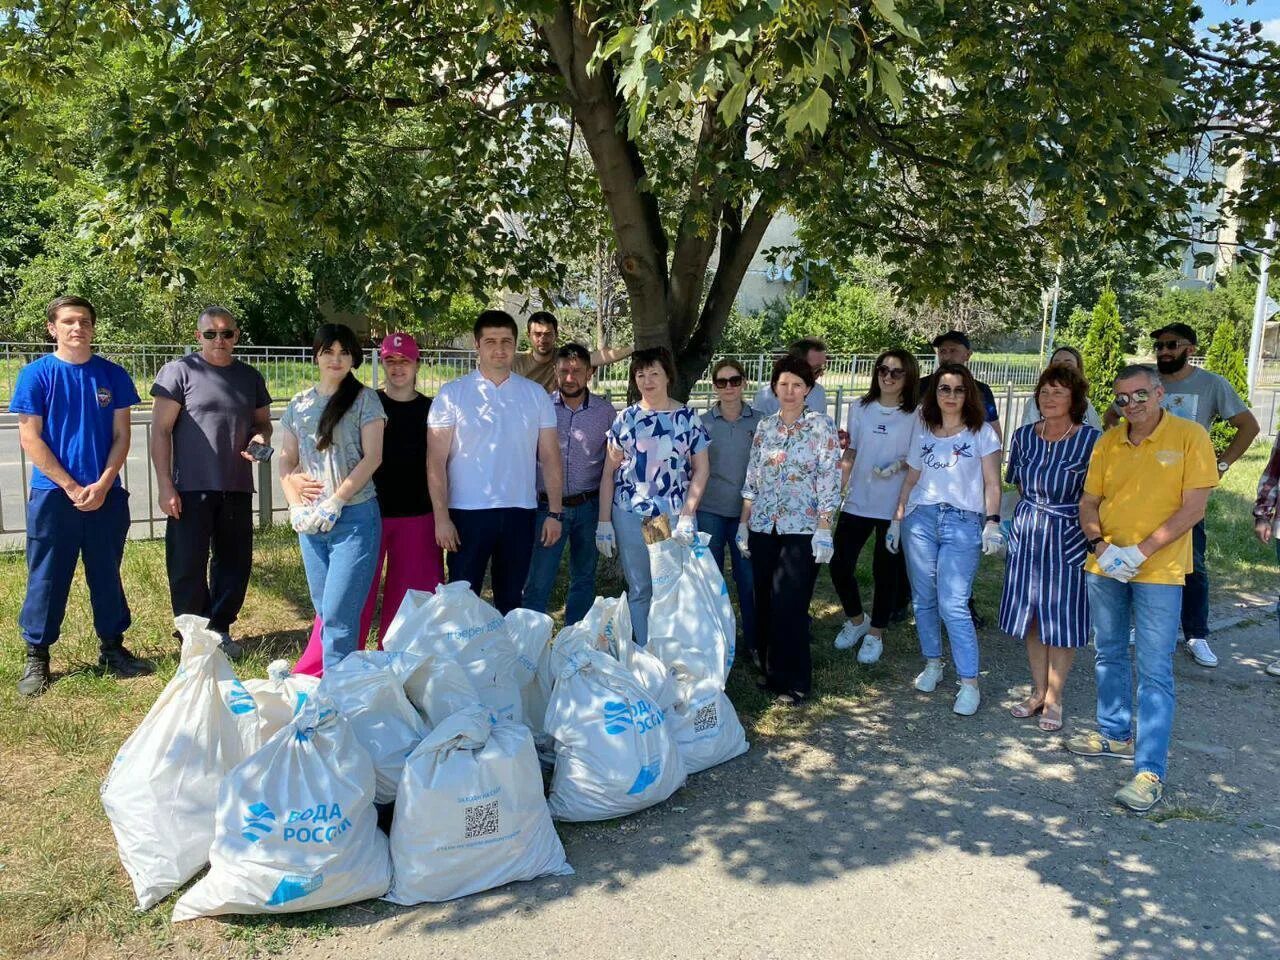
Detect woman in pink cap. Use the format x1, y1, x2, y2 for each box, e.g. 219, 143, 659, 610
293, 332, 444, 675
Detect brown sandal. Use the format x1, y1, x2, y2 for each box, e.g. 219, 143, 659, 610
1010, 696, 1044, 719
1038, 704, 1064, 732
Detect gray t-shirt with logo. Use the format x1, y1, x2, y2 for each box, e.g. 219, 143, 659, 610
1160, 367, 1247, 430
281, 385, 386, 505
151, 354, 272, 493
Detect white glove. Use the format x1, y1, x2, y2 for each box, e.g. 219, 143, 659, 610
1115, 544, 1147, 575
595, 521, 615, 558
289, 505, 316, 534
311, 495, 345, 534
1096, 543, 1140, 582
672, 514, 697, 546
812, 528, 834, 564
885, 519, 901, 554
981, 520, 1005, 556
871, 459, 906, 479
735, 522, 751, 558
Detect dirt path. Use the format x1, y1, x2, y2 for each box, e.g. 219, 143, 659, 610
245, 607, 1280, 960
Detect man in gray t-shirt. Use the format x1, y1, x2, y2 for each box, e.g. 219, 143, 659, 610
1151, 322, 1259, 668
150, 307, 271, 657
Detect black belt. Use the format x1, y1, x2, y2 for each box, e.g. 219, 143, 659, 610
540, 490, 599, 508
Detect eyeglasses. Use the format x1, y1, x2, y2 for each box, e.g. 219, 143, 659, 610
876, 365, 906, 379
1114, 388, 1152, 407
937, 384, 966, 396
1154, 339, 1185, 352
713, 375, 744, 388
201, 329, 237, 341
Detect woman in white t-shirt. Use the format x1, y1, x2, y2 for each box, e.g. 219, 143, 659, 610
831, 349, 919, 665
893, 362, 1003, 716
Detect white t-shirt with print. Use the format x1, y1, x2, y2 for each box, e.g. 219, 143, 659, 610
842, 401, 917, 520
905, 421, 1001, 515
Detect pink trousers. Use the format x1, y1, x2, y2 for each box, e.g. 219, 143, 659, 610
294, 512, 445, 677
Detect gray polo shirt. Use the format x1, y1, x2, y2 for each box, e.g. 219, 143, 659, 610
700, 402, 760, 517
1160, 366, 1247, 429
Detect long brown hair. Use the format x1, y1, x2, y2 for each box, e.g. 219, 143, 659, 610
860, 349, 919, 413
920, 362, 986, 431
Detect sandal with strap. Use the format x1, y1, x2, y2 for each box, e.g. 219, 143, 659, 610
1038, 704, 1064, 732
1010, 696, 1044, 719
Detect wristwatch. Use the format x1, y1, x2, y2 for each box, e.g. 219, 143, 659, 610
985, 514, 1000, 524
1088, 536, 1106, 553
1217, 460, 1230, 474
546, 511, 564, 522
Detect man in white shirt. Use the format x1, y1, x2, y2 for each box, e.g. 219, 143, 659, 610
753, 338, 828, 416
428, 310, 565, 613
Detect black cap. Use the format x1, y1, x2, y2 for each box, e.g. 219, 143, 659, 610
1150, 322, 1197, 346
932, 330, 971, 350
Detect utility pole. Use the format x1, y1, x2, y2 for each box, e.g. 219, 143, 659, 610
1247, 220, 1276, 401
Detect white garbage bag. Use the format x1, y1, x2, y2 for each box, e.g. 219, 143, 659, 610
646, 534, 736, 687
318, 652, 427, 803
545, 649, 686, 822
401, 655, 481, 727
668, 671, 749, 774
385, 705, 572, 904
101, 615, 261, 910
384, 581, 524, 724
504, 606, 554, 696
244, 660, 320, 743
171, 696, 391, 921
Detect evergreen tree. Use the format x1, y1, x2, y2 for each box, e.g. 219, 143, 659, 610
1203, 318, 1250, 454
1082, 290, 1126, 410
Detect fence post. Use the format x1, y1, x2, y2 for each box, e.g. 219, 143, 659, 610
258, 459, 273, 529
1004, 382, 1014, 453
370, 350, 380, 389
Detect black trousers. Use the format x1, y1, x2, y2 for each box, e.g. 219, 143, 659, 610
829, 514, 909, 629
165, 491, 254, 633
749, 531, 819, 697
448, 507, 537, 614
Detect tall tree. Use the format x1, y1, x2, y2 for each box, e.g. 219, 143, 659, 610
2, 1, 1276, 392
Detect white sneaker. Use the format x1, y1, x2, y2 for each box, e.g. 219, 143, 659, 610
834, 618, 869, 651
1186, 637, 1218, 668
953, 683, 981, 716
857, 635, 884, 664
914, 659, 945, 692
1266, 659, 1280, 678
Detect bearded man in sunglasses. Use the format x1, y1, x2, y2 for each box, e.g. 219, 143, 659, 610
149, 306, 272, 659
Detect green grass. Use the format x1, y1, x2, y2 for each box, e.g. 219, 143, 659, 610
0, 438, 1275, 958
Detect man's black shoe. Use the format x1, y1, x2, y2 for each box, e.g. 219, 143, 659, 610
17, 650, 51, 697
99, 643, 155, 679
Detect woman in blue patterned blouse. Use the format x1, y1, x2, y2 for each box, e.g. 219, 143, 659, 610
737, 353, 842, 704
597, 347, 710, 646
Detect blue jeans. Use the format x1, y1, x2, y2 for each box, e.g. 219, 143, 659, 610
299, 498, 381, 672
902, 502, 982, 679
612, 506, 660, 646
523, 498, 599, 625
1087, 573, 1182, 780
696, 510, 756, 654
1180, 519, 1209, 641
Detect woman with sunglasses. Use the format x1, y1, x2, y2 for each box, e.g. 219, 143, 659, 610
598, 346, 710, 646
1000, 364, 1100, 731
893, 362, 1003, 716
278, 323, 386, 673
1019, 345, 1103, 429
737, 353, 842, 704
831, 350, 919, 663
696, 359, 761, 665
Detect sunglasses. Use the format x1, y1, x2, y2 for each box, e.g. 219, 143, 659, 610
201, 329, 237, 341
1114, 388, 1152, 407
877, 365, 906, 379
713, 375, 744, 388
1154, 339, 1185, 351
937, 384, 966, 396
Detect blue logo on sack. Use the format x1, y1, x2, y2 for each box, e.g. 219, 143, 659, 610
225, 680, 256, 716
241, 801, 277, 843
266, 873, 323, 906
603, 701, 632, 735
294, 690, 309, 713
627, 760, 662, 795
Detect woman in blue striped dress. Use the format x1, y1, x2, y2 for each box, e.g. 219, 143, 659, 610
999, 364, 1100, 732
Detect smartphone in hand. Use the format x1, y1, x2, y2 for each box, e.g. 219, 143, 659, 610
246, 440, 274, 462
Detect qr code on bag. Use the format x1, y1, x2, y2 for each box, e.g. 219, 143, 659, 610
693, 701, 718, 733
464, 799, 500, 839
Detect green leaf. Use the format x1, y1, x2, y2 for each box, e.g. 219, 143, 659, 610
718, 79, 749, 124
783, 86, 831, 139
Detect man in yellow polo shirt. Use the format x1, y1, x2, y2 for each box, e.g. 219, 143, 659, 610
1069, 364, 1217, 812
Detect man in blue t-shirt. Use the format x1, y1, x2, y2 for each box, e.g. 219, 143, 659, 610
9, 296, 150, 696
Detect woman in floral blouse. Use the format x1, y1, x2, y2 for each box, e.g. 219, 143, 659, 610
737, 353, 841, 704
598, 346, 710, 646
